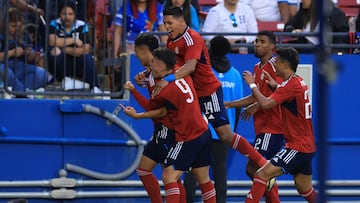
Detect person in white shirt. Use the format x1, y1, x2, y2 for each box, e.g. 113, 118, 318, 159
239, 0, 290, 22
202, 0, 258, 45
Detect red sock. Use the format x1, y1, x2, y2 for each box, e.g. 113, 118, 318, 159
265, 182, 280, 203
245, 176, 267, 203
164, 182, 180, 203
199, 181, 216, 203
231, 133, 267, 167
137, 168, 162, 203
300, 187, 317, 203
177, 179, 186, 203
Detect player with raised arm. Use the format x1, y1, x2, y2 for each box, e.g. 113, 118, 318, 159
125, 33, 186, 203
122, 48, 216, 203
243, 47, 317, 203
155, 6, 267, 169
225, 31, 284, 203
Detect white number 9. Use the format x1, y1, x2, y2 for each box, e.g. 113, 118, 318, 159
175, 78, 194, 103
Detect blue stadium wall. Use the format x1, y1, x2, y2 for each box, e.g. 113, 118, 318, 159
0, 54, 359, 202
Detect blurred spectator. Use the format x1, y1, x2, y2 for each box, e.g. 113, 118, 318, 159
109, 0, 123, 20
0, 64, 26, 92
356, 12, 360, 32
0, 0, 44, 21
158, 0, 200, 13
113, 0, 167, 55
288, 0, 300, 18
239, 0, 290, 22
0, 8, 49, 92
287, 0, 339, 18
164, 0, 200, 32
184, 35, 243, 203
47, 0, 101, 93
202, 0, 258, 50
284, 0, 349, 54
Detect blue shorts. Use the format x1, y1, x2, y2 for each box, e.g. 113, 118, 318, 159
143, 123, 176, 164
198, 87, 229, 129
253, 133, 285, 159
270, 147, 315, 175
163, 130, 213, 172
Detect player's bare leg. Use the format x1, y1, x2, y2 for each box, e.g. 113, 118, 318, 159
294, 173, 317, 203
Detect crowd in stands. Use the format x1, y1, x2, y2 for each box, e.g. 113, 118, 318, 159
0, 0, 358, 98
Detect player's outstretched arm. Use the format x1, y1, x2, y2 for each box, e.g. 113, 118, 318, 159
122, 105, 168, 119
224, 94, 254, 109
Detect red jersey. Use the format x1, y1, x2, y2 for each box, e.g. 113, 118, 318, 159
253, 57, 283, 135
270, 75, 316, 153
166, 27, 221, 97
151, 76, 208, 142
131, 72, 173, 129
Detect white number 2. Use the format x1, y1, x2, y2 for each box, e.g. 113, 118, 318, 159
304, 90, 312, 119
175, 78, 194, 103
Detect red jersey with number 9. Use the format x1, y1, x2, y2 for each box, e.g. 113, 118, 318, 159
151, 75, 208, 142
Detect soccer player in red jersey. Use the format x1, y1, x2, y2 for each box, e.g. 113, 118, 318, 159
156, 6, 267, 170
123, 48, 216, 203
242, 47, 317, 203
126, 34, 186, 203
225, 31, 284, 203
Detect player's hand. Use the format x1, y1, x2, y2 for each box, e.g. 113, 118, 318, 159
240, 103, 258, 121
151, 80, 168, 98
224, 101, 230, 109
121, 105, 138, 118
263, 70, 278, 90
134, 70, 148, 86
123, 81, 134, 91
242, 70, 255, 85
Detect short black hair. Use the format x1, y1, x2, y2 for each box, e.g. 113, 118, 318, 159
134, 33, 159, 52
210, 35, 231, 57
258, 30, 276, 44
58, 0, 77, 15
276, 47, 299, 72
163, 6, 184, 18
152, 48, 176, 71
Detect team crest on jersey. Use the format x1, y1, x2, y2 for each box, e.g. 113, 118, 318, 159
175, 47, 179, 54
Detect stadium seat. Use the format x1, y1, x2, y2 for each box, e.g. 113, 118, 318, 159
257, 21, 285, 32
198, 0, 217, 12
338, 0, 359, 7
337, 0, 359, 18
339, 6, 360, 17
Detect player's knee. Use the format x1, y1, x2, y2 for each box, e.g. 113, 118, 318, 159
245, 161, 258, 179
254, 168, 269, 181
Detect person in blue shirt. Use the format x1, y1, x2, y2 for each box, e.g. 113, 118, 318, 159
47, 0, 101, 93
0, 64, 25, 92
0, 8, 49, 92
183, 35, 243, 203
113, 0, 167, 55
